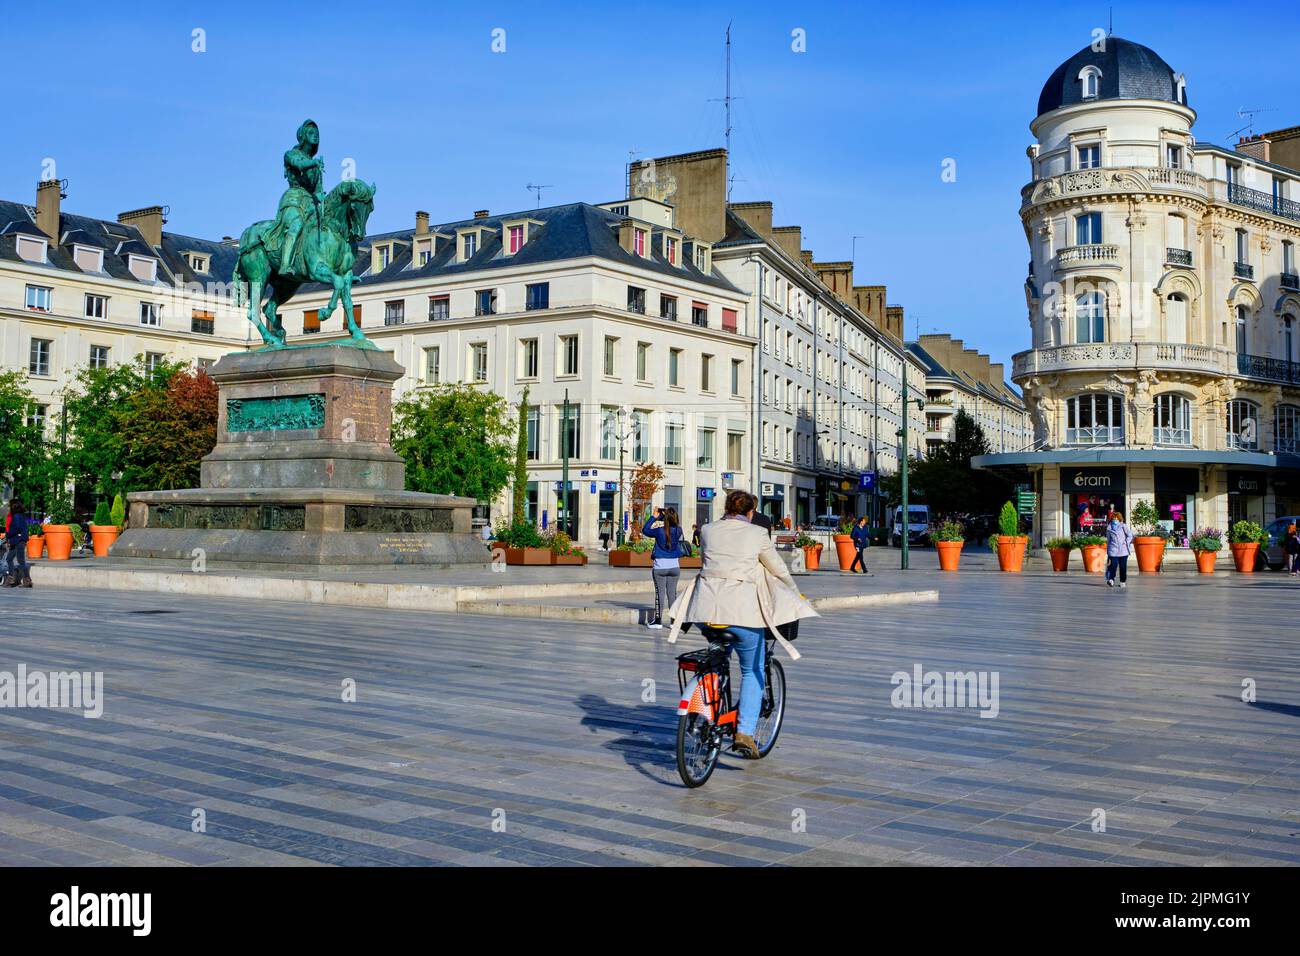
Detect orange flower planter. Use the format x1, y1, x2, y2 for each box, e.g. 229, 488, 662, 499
1133, 537, 1165, 573
26, 536, 44, 560
833, 534, 856, 571
995, 536, 1028, 572
1229, 542, 1258, 573
936, 540, 963, 571
42, 525, 74, 561
89, 524, 119, 558
1194, 549, 1218, 574
1081, 544, 1107, 574
1048, 547, 1070, 572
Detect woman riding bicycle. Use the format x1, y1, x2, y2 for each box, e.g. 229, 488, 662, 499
672, 490, 817, 757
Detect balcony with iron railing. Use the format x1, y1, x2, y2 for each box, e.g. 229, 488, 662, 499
1234, 262, 1255, 281
1225, 181, 1300, 224
1236, 352, 1300, 385
1166, 247, 1193, 267
1282, 273, 1299, 291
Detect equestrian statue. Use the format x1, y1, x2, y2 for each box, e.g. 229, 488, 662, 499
233, 119, 377, 348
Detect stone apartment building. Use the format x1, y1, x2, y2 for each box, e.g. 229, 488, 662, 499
906, 334, 1031, 456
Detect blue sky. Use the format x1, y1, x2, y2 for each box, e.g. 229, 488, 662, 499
5, 0, 1296, 370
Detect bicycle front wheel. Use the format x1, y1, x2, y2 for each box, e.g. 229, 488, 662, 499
676, 713, 721, 788
753, 657, 786, 758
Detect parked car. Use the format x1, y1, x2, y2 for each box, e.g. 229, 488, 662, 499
891, 505, 931, 547
1261, 516, 1299, 570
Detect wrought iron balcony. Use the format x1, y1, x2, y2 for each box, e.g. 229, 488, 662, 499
1166, 247, 1192, 267
1227, 182, 1300, 223
1282, 273, 1299, 291
1057, 243, 1120, 267
1234, 262, 1255, 280
1237, 352, 1300, 385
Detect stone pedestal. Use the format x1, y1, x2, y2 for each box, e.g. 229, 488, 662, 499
112, 344, 485, 569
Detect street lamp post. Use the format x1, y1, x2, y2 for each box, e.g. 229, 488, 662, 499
896, 367, 927, 570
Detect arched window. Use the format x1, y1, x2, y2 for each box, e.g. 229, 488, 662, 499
1226, 399, 1260, 450
1066, 393, 1124, 445
1154, 393, 1192, 446
1167, 293, 1187, 343
1076, 291, 1106, 343
1277, 405, 1300, 453
1079, 66, 1102, 99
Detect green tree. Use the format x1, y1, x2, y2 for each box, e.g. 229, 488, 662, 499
392, 383, 514, 500
879, 409, 1011, 518
511, 386, 530, 523
62, 357, 183, 498
0, 370, 57, 509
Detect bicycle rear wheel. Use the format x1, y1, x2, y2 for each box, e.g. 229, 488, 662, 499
753, 657, 785, 758
676, 713, 722, 787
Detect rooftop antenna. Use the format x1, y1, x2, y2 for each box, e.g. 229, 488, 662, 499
1108, 7, 1113, 37
1227, 107, 1277, 142
526, 182, 553, 208
708, 22, 741, 199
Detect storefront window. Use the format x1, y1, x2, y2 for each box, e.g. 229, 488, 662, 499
1153, 468, 1198, 548
1062, 468, 1125, 534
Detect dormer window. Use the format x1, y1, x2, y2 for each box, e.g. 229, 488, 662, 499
128, 254, 157, 282
665, 236, 678, 266
16, 235, 48, 263
461, 231, 478, 262
1079, 66, 1102, 100
509, 225, 524, 254
187, 253, 209, 273
377, 244, 393, 269
415, 237, 432, 266
633, 228, 646, 257
73, 244, 104, 273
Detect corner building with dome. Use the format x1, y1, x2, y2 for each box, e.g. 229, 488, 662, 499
975, 35, 1300, 555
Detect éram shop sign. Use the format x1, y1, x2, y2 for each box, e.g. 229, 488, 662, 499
1060, 467, 1126, 493
1227, 471, 1266, 495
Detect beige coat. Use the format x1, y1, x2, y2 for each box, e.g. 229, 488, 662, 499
666, 517, 819, 647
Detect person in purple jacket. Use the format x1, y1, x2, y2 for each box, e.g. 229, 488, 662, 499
1105, 510, 1135, 589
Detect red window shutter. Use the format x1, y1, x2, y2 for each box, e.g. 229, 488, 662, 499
303, 309, 321, 333
722, 308, 738, 332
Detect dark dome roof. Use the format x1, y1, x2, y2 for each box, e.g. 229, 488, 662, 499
1037, 37, 1187, 117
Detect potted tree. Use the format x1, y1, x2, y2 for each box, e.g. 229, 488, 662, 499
1189, 527, 1222, 574
993, 502, 1028, 572
490, 519, 551, 565
1045, 537, 1073, 572
1130, 499, 1167, 573
1073, 532, 1108, 573
794, 531, 824, 571
832, 518, 856, 571
42, 496, 76, 561
26, 525, 44, 560
1229, 520, 1266, 573
89, 499, 121, 557
933, 519, 964, 571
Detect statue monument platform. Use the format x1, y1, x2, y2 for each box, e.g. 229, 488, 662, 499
111, 344, 486, 569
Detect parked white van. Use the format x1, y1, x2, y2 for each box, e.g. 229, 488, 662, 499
891, 505, 931, 547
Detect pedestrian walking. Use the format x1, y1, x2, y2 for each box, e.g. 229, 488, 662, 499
1105, 510, 1135, 588
690, 524, 701, 549
1285, 523, 1300, 577
2, 500, 34, 589
598, 518, 612, 551
642, 507, 685, 629
849, 515, 872, 574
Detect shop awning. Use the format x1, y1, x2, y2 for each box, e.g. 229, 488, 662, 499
973, 448, 1294, 470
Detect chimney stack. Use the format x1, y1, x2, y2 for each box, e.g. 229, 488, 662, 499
1236, 134, 1271, 163
36, 179, 64, 241
415, 210, 430, 235
628, 149, 728, 243
729, 201, 773, 241
474, 209, 490, 220
118, 205, 167, 248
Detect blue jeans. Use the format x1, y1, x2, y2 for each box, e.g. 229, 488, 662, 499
727, 625, 766, 736
1105, 555, 1128, 583
4, 543, 29, 577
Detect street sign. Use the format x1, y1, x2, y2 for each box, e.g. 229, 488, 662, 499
721, 472, 735, 490
589, 482, 596, 494
1016, 491, 1037, 516
697, 488, 716, 501
859, 472, 876, 491
761, 482, 775, 496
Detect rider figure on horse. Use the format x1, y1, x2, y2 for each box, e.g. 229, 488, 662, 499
271, 119, 327, 281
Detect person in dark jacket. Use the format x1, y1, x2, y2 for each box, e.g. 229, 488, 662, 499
849, 516, 872, 574
1285, 523, 1300, 577
642, 507, 685, 628
750, 511, 774, 537
2, 500, 33, 588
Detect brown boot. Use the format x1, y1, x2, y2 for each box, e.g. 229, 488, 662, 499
1, 575, 15, 588
733, 733, 759, 758
19, 572, 31, 588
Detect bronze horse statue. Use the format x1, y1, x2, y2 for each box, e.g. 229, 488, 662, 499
233, 175, 377, 349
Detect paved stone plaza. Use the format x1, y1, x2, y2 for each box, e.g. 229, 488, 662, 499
1, 558, 1298, 866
